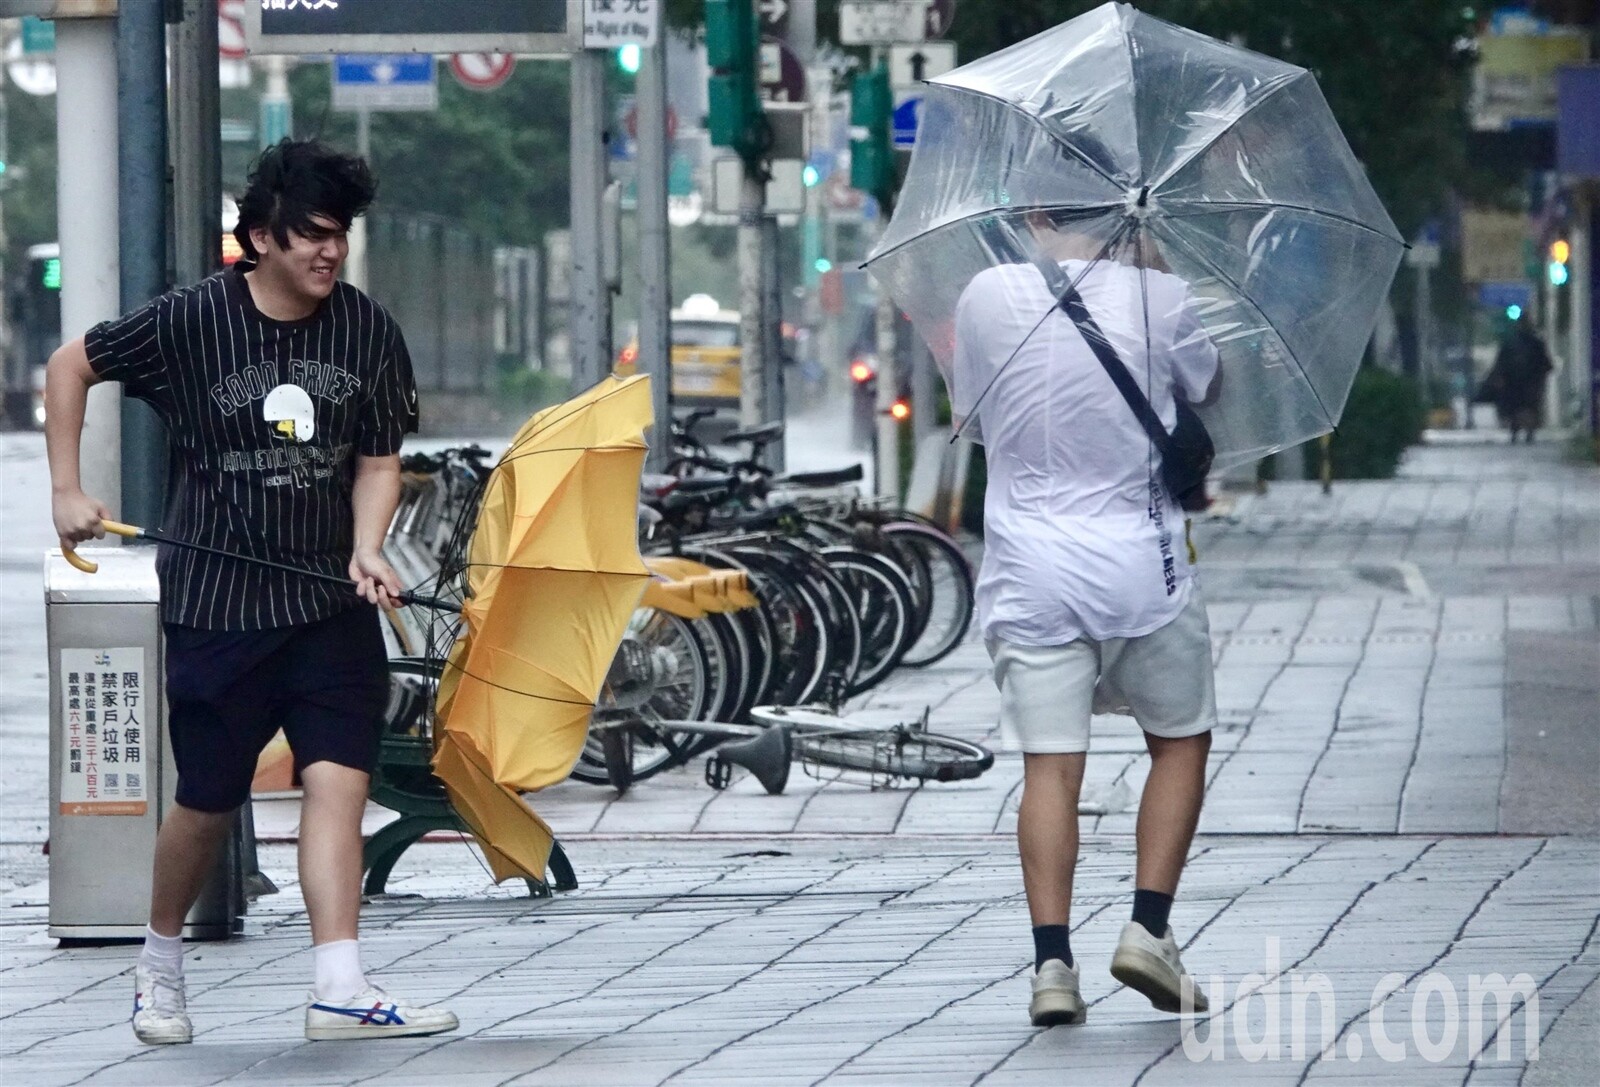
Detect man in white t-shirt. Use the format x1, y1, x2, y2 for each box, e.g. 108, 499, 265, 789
953, 213, 1220, 1027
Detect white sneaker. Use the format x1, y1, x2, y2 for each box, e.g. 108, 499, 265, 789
132, 965, 193, 1045
1110, 921, 1209, 1014
305, 985, 459, 1041
1029, 959, 1086, 1027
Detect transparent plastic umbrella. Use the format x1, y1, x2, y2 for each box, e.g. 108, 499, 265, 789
865, 1, 1405, 468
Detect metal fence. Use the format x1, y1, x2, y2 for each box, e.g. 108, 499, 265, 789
366, 213, 542, 395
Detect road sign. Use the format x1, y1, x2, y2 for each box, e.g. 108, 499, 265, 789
218, 0, 248, 60
714, 156, 805, 215
892, 93, 922, 148
5, 37, 54, 97
839, 1, 955, 45
759, 34, 806, 103
332, 54, 438, 113
759, 0, 790, 35
22, 16, 55, 53
248, 0, 580, 56
582, 0, 659, 49
889, 41, 955, 88
450, 52, 516, 91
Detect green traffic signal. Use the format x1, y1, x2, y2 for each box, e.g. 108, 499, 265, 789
616, 44, 641, 75
705, 0, 766, 164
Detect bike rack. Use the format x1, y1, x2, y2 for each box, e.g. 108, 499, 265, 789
363, 731, 577, 899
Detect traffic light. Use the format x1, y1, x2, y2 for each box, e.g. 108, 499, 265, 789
1548, 238, 1570, 287
850, 65, 893, 203
706, 0, 767, 165
616, 43, 642, 75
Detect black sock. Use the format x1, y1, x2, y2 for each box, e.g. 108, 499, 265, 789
1032, 925, 1073, 970
1132, 889, 1173, 939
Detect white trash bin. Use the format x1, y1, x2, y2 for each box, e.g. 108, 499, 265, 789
45, 547, 242, 942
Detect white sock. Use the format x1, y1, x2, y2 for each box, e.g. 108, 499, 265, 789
312, 940, 368, 1002
139, 926, 184, 978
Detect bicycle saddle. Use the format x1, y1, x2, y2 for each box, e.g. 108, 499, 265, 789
723, 421, 785, 446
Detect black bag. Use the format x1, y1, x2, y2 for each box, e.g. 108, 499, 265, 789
1034, 258, 1215, 511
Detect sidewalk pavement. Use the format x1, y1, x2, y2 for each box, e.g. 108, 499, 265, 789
0, 431, 1595, 1086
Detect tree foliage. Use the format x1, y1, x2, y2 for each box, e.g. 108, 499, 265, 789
935, 0, 1476, 240
672, 0, 1477, 239
286, 58, 574, 247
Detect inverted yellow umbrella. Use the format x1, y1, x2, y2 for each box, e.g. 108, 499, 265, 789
432, 375, 655, 883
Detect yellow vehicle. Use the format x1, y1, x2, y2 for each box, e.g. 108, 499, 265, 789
617, 294, 741, 410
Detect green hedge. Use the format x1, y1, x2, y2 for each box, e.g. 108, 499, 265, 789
1304, 366, 1426, 480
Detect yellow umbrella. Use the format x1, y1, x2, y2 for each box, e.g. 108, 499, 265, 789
432, 375, 655, 883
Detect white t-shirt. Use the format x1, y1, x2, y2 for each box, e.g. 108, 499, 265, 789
953, 258, 1219, 646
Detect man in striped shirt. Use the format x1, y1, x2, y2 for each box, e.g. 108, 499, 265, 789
46, 140, 456, 1044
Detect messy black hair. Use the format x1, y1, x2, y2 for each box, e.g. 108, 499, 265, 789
233, 139, 377, 261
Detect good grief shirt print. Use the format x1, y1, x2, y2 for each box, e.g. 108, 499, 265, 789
84, 263, 419, 630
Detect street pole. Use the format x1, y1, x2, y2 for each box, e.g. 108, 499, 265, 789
570, 50, 610, 392
345, 108, 371, 293
874, 282, 898, 498
637, 38, 672, 468
738, 171, 766, 431
760, 211, 785, 472
260, 56, 292, 148
56, 18, 122, 518
117, 0, 170, 530
170, 0, 221, 288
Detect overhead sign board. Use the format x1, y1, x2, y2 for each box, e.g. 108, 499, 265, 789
332, 54, 438, 112
889, 41, 955, 88
247, 0, 581, 56
839, 0, 954, 45
582, 0, 659, 49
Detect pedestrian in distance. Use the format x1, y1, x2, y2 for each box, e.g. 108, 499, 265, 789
1476, 315, 1554, 443
45, 139, 457, 1045
953, 212, 1220, 1027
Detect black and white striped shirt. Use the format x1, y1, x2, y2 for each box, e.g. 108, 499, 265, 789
85, 264, 419, 631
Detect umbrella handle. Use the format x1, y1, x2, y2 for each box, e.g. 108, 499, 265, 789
61, 520, 143, 574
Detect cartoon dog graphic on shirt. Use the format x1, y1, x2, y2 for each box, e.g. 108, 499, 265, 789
263, 383, 315, 488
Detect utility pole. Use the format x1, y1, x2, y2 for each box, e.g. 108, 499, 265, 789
637, 35, 672, 467
346, 109, 371, 292
851, 61, 897, 497
570, 50, 610, 391
707, 0, 771, 438
261, 56, 292, 147
170, 0, 222, 288
117, 0, 170, 529
56, 16, 122, 516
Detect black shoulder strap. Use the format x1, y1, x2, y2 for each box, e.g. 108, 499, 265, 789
1031, 256, 1173, 456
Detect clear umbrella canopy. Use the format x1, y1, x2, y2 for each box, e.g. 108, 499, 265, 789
865, 1, 1405, 467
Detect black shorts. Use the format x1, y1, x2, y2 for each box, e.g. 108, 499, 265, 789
163, 606, 389, 813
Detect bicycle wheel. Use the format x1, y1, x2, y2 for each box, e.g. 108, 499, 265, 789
798, 729, 993, 783
570, 608, 713, 785
818, 546, 914, 696
880, 521, 975, 668
721, 545, 832, 706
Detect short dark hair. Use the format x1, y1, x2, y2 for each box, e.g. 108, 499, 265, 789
233, 139, 377, 260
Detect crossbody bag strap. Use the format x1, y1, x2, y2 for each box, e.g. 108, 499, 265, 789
1032, 257, 1174, 459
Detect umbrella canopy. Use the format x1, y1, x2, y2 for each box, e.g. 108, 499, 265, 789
866, 1, 1405, 467
432, 375, 655, 883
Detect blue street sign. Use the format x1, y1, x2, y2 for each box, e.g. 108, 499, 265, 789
892, 96, 922, 149
331, 54, 438, 112
1477, 281, 1532, 311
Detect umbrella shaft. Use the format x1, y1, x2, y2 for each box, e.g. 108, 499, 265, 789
135, 527, 460, 613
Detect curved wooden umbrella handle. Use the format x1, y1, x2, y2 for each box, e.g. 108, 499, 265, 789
60, 520, 142, 575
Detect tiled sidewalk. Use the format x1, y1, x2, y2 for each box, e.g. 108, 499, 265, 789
0, 433, 1595, 1085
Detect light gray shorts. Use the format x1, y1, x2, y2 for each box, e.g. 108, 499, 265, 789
985, 588, 1217, 754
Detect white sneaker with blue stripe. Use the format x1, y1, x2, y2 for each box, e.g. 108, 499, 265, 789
305, 985, 459, 1041
132, 965, 193, 1045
